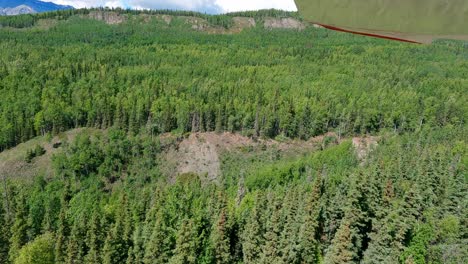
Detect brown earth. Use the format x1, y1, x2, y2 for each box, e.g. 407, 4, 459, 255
1, 128, 377, 183
161, 132, 333, 183
264, 18, 307, 30
0, 128, 96, 181
86, 11, 126, 25
82, 13, 308, 33
233, 17, 256, 29
352, 136, 380, 161
163, 132, 380, 182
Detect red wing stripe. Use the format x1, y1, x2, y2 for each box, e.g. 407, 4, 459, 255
317, 23, 422, 44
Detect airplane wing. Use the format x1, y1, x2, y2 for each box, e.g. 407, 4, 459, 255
294, 0, 468, 43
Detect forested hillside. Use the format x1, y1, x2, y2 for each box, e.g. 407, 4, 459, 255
0, 9, 466, 264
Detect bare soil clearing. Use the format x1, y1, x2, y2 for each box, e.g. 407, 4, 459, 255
0, 128, 96, 180
80, 11, 306, 34
264, 18, 306, 31
162, 132, 337, 183
352, 136, 380, 161
1, 129, 379, 182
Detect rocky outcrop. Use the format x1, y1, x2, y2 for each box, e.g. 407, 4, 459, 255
352, 136, 379, 161
80, 12, 308, 33
233, 17, 256, 28
87, 11, 126, 25
159, 15, 172, 25
264, 18, 306, 30
161, 132, 322, 184
0, 5, 36, 16
181, 16, 210, 31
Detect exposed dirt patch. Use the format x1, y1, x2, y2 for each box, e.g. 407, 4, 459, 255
2, 128, 377, 184
159, 15, 172, 25
184, 16, 257, 34
264, 18, 306, 30
86, 11, 126, 25
163, 132, 382, 183
181, 16, 210, 31
352, 136, 380, 161
176, 133, 222, 182
161, 132, 326, 183
184, 16, 309, 34
163, 133, 253, 183
0, 128, 96, 180
230, 17, 256, 33
35, 19, 59, 30
82, 13, 309, 34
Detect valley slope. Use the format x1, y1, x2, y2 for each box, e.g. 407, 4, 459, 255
0, 9, 466, 264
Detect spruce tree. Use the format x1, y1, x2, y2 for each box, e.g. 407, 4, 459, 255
143, 212, 170, 264
84, 212, 102, 264
102, 196, 133, 264
8, 193, 29, 263
41, 204, 53, 234
169, 219, 198, 264
211, 209, 230, 264
260, 198, 282, 264
324, 220, 354, 264
54, 187, 70, 264
102, 223, 125, 264
362, 212, 401, 264
0, 200, 10, 263
242, 193, 266, 264
65, 222, 84, 264
327, 175, 371, 262
280, 189, 301, 264
363, 182, 409, 264
299, 177, 322, 263
128, 225, 144, 264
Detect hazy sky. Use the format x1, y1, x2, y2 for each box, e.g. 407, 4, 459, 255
44, 0, 298, 13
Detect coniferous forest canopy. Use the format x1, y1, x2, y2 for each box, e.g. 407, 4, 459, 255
0, 8, 467, 264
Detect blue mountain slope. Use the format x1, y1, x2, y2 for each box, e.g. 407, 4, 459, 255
0, 0, 73, 12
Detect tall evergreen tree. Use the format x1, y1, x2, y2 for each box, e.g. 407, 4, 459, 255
299, 176, 322, 263
84, 212, 103, 264
242, 193, 266, 264
324, 220, 354, 264
8, 193, 29, 263
169, 219, 198, 264
143, 212, 171, 264
102, 195, 133, 264
260, 198, 282, 264
211, 209, 230, 264
279, 189, 301, 264
128, 225, 144, 264
65, 221, 84, 264
0, 200, 10, 263
54, 185, 70, 264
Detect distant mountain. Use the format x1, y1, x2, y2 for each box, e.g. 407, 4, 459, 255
0, 0, 73, 15
0, 5, 36, 15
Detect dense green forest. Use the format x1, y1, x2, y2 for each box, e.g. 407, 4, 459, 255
0, 8, 298, 29
0, 9, 467, 264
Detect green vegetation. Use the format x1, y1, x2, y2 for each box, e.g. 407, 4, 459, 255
0, 8, 467, 151
0, 8, 298, 29
14, 233, 55, 264
24, 145, 46, 163
0, 9, 466, 264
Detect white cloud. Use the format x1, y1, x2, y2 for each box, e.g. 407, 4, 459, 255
130, 0, 223, 13
43, 0, 97, 8
43, 0, 297, 13
215, 0, 297, 13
